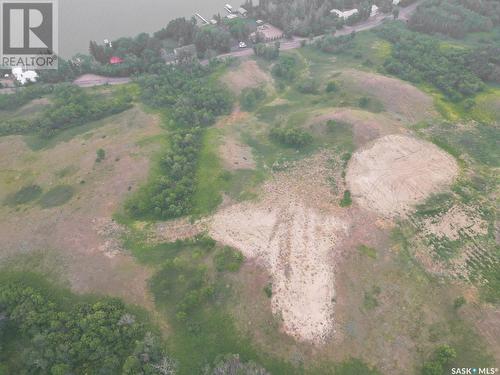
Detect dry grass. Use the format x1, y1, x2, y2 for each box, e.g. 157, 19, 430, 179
0, 106, 162, 307
340, 69, 437, 123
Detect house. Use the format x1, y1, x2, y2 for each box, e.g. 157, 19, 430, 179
256, 19, 264, 26
226, 13, 238, 19
250, 23, 284, 42
11, 67, 38, 85
370, 4, 379, 17
330, 8, 359, 20
109, 56, 124, 65
238, 7, 248, 17
224, 4, 233, 13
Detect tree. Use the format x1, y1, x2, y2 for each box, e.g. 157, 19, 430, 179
392, 7, 400, 19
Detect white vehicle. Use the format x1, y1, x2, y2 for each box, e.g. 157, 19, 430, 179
238, 41, 247, 48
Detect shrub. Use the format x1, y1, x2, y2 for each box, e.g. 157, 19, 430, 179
314, 32, 356, 54
325, 81, 338, 93
270, 126, 313, 148
358, 96, 370, 108
96, 148, 106, 162
214, 247, 244, 272
340, 190, 352, 207
264, 283, 272, 298
421, 345, 457, 375
296, 78, 319, 94
3, 185, 42, 206
39, 185, 74, 208
240, 87, 267, 111
453, 296, 466, 310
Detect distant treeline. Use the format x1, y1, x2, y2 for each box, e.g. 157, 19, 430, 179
0, 84, 132, 137
126, 63, 232, 220
377, 22, 500, 101
409, 0, 500, 38
0, 84, 54, 111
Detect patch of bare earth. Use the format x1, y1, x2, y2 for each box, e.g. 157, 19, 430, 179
413, 205, 494, 281
341, 69, 437, 123
221, 60, 272, 95
346, 135, 459, 218
210, 153, 350, 343
422, 205, 488, 241
219, 136, 256, 170
153, 218, 207, 243
0, 107, 161, 308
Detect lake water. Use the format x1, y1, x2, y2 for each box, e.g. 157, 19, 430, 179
59, 0, 233, 57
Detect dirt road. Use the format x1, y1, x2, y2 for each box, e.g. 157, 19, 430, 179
73, 74, 131, 88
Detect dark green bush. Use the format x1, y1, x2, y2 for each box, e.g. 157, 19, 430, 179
3, 185, 42, 206
270, 126, 313, 148
214, 247, 244, 273
240, 87, 267, 111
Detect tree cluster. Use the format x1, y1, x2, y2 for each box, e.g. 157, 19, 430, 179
253, 42, 281, 60
0, 84, 53, 110
126, 64, 232, 220
377, 23, 491, 100
88, 33, 164, 75
0, 279, 171, 374
409, 0, 496, 39
194, 27, 233, 58
314, 32, 356, 54
271, 55, 299, 82
154, 17, 198, 46
0, 84, 132, 137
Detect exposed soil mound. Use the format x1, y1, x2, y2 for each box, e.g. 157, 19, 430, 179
341, 70, 437, 123
209, 153, 350, 343
221, 60, 272, 95
346, 135, 458, 217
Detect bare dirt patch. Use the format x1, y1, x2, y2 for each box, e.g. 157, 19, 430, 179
0, 107, 161, 308
153, 217, 207, 243
219, 135, 256, 170
221, 60, 272, 95
413, 205, 493, 281
341, 69, 437, 123
209, 153, 351, 343
421, 205, 488, 241
346, 135, 458, 218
